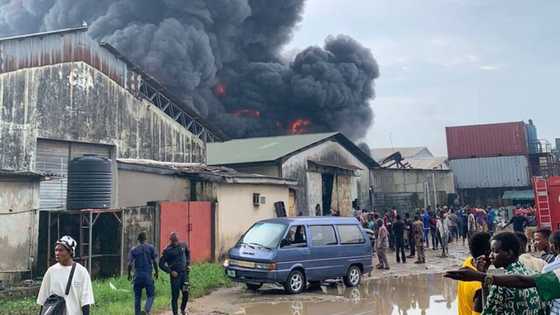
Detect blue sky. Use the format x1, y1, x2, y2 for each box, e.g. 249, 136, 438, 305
286, 0, 558, 156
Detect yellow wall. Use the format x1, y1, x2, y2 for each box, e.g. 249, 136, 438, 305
215, 183, 289, 259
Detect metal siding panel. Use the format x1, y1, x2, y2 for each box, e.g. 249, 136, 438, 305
36, 140, 70, 210
36, 140, 113, 210
450, 156, 530, 189
446, 122, 528, 160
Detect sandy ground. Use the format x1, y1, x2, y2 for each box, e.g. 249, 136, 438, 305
160, 241, 469, 315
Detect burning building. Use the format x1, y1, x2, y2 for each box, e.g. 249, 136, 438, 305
0, 28, 220, 280
0, 0, 380, 141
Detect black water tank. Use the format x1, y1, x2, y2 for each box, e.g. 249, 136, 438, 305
67, 154, 112, 210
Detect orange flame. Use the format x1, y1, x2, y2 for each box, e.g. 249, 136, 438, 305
288, 118, 311, 134
231, 109, 261, 119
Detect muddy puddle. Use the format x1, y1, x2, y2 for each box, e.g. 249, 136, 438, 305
239, 274, 456, 315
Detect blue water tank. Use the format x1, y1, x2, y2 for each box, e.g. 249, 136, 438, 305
67, 155, 112, 210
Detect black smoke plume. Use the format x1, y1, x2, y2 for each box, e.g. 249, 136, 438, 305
0, 0, 379, 140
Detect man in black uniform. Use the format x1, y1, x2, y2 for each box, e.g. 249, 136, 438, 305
159, 232, 191, 315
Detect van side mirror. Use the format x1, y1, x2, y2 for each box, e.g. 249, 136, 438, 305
280, 239, 290, 248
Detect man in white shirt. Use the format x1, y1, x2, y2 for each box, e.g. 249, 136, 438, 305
37, 235, 95, 315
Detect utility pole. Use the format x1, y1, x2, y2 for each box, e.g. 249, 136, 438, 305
432, 172, 438, 207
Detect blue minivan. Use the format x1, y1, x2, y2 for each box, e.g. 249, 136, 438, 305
223, 217, 373, 294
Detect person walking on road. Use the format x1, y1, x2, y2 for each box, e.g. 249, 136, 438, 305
413, 215, 426, 264
487, 206, 496, 235
376, 219, 390, 270
128, 232, 159, 315
504, 210, 528, 234
37, 235, 94, 315
467, 209, 477, 241
160, 232, 191, 315
393, 214, 406, 263
422, 209, 431, 248
437, 211, 450, 258
448, 209, 458, 242
405, 213, 416, 258
430, 211, 439, 250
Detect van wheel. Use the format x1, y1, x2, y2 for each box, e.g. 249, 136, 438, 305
344, 265, 362, 287
284, 270, 306, 294
246, 283, 262, 291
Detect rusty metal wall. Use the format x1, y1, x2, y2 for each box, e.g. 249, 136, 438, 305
0, 28, 129, 88
446, 121, 529, 160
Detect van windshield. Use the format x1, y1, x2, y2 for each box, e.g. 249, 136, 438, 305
240, 222, 287, 249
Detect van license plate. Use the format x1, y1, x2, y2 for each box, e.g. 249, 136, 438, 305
227, 269, 236, 278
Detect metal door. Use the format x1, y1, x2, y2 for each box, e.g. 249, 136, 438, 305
159, 201, 213, 262
37, 140, 70, 210
188, 201, 212, 262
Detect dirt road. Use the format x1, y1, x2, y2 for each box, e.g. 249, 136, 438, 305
160, 241, 469, 315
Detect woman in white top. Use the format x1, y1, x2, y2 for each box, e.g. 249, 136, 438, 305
37, 235, 95, 315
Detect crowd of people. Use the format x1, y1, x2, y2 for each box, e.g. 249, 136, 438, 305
353, 204, 537, 269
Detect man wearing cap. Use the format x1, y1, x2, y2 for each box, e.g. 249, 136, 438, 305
37, 235, 95, 315
128, 231, 159, 315
159, 232, 191, 315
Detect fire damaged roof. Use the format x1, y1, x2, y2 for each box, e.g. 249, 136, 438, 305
207, 132, 379, 168
371, 147, 433, 161
117, 159, 297, 186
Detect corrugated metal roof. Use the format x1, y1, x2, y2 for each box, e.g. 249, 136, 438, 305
0, 27, 224, 141
378, 157, 449, 170
450, 156, 530, 189
371, 147, 433, 161
0, 169, 44, 178
117, 159, 297, 186
405, 158, 449, 170
207, 132, 339, 165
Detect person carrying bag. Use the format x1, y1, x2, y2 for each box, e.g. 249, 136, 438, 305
37, 236, 94, 315
40, 263, 76, 315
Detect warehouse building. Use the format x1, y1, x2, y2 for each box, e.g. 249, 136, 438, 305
207, 132, 378, 217
371, 147, 455, 211
0, 27, 222, 280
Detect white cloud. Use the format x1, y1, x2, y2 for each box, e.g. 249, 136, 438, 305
479, 65, 500, 71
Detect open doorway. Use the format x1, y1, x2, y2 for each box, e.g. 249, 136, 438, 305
322, 174, 334, 215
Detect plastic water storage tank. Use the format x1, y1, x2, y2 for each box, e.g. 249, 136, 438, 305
67, 154, 112, 210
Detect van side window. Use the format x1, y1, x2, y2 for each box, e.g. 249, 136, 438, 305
310, 225, 338, 246
282, 225, 307, 247
338, 225, 365, 245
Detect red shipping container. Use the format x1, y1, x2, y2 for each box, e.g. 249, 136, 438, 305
446, 122, 528, 160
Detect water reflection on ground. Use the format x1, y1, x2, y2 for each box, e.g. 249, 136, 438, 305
241, 274, 457, 315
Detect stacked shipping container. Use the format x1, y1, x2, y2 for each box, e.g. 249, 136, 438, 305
446, 121, 532, 197
446, 122, 528, 160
